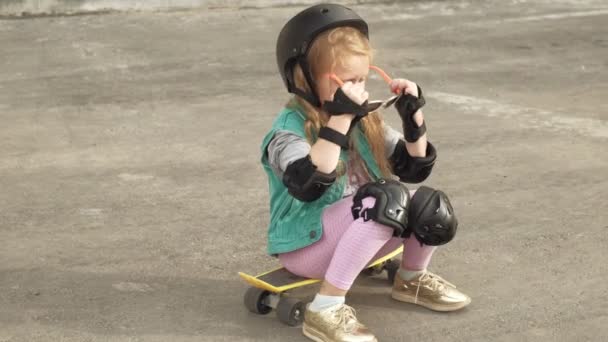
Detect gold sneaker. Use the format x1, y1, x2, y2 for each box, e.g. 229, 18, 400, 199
302, 304, 377, 342
391, 271, 471, 312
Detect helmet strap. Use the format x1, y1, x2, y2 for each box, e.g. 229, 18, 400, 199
291, 57, 321, 108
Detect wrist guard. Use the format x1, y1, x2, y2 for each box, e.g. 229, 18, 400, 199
322, 87, 369, 119
318, 126, 349, 149
395, 85, 427, 142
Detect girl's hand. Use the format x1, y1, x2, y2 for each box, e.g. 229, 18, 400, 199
323, 77, 370, 119
337, 81, 369, 106
390, 78, 419, 98
392, 78, 427, 143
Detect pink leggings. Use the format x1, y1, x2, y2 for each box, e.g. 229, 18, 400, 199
279, 192, 436, 291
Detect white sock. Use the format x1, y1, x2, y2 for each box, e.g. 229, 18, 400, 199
308, 293, 345, 312
398, 268, 425, 281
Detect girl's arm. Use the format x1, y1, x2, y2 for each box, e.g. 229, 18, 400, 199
384, 119, 436, 184
266, 115, 354, 202
309, 115, 353, 174
310, 80, 367, 173
390, 79, 428, 155
404, 110, 427, 157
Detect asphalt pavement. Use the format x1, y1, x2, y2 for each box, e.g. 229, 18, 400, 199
1, 0, 607, 341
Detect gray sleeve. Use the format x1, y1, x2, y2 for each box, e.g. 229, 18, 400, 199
383, 122, 404, 158
267, 130, 311, 178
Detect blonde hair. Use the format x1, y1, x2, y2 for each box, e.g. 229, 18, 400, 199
287, 26, 393, 178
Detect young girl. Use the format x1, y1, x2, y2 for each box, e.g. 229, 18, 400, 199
260, 4, 470, 341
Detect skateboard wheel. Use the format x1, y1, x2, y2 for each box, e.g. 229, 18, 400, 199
385, 259, 400, 284
244, 287, 272, 315
276, 297, 305, 326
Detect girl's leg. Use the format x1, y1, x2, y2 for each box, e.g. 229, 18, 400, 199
278, 196, 356, 280
387, 193, 471, 311
298, 196, 393, 342
401, 237, 436, 271
367, 237, 403, 266
365, 236, 436, 275
322, 197, 395, 291
279, 195, 396, 291
279, 195, 388, 314
367, 189, 436, 270
392, 235, 471, 312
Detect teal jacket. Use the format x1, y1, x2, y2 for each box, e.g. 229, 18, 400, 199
260, 106, 383, 255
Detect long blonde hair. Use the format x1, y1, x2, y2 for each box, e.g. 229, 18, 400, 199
286, 26, 393, 178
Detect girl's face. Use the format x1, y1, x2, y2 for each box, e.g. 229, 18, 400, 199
316, 54, 370, 106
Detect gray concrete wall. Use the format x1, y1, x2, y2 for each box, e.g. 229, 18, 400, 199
0, 0, 395, 16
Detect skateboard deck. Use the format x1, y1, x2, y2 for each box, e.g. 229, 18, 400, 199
239, 245, 403, 293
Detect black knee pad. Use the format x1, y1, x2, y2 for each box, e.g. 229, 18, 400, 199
408, 186, 458, 246
351, 179, 411, 237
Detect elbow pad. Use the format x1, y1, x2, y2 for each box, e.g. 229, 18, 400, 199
390, 140, 437, 183
282, 155, 337, 202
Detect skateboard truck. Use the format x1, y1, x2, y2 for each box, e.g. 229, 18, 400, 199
244, 287, 306, 326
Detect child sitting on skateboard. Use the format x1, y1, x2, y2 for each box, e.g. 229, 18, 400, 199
260, 3, 471, 341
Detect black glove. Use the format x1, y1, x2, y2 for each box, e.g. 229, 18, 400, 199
323, 87, 371, 137
322, 87, 369, 119
395, 85, 426, 142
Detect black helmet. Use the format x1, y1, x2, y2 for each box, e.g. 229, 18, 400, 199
276, 3, 369, 107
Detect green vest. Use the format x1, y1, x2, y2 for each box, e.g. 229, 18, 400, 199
260, 105, 382, 255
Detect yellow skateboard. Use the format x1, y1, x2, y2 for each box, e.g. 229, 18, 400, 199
238, 246, 403, 326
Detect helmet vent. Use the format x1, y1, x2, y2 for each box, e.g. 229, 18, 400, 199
321, 8, 329, 14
